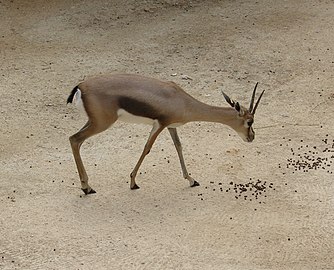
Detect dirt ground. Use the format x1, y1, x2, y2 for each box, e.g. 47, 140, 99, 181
1, 0, 333, 269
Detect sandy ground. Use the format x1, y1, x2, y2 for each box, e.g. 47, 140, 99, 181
1, 0, 333, 269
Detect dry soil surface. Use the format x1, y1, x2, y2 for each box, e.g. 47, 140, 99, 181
1, 0, 334, 269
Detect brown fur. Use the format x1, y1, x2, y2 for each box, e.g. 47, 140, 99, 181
68, 74, 263, 193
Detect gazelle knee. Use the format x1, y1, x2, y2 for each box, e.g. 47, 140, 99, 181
69, 135, 80, 146
69, 135, 76, 145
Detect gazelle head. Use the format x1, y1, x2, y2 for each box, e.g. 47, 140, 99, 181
222, 83, 265, 142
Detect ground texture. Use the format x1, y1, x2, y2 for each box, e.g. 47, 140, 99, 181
1, 0, 333, 269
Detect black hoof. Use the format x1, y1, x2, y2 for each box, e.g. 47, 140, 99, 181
190, 180, 200, 187
82, 188, 96, 195
131, 184, 140, 190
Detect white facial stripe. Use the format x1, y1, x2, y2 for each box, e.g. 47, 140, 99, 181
244, 119, 254, 128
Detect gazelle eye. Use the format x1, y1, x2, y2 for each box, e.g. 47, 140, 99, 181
247, 120, 253, 126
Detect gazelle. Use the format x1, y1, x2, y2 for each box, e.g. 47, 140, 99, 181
67, 73, 264, 194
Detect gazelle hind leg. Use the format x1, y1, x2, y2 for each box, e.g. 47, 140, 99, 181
168, 128, 199, 187
69, 119, 115, 194
130, 121, 165, 189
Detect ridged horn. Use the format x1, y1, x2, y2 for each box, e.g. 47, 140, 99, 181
252, 90, 265, 114
249, 82, 258, 112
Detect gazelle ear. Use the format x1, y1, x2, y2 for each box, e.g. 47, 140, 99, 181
235, 102, 246, 116
235, 102, 241, 112
222, 91, 235, 107
222, 91, 243, 114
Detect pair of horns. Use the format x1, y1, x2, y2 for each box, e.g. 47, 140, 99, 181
222, 82, 265, 114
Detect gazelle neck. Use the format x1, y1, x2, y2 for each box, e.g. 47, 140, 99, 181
187, 100, 239, 126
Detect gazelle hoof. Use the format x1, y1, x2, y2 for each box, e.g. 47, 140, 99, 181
190, 180, 200, 187
130, 184, 140, 190
82, 188, 97, 195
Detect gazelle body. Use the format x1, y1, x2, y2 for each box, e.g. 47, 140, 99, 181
67, 73, 264, 194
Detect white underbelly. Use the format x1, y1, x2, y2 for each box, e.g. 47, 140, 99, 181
117, 109, 155, 125
117, 109, 183, 127
167, 122, 184, 128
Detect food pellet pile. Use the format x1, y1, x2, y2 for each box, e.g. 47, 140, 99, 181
197, 178, 274, 203
225, 179, 274, 202
279, 135, 333, 174
196, 134, 333, 203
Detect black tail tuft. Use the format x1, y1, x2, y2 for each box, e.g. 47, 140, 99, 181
67, 85, 79, 104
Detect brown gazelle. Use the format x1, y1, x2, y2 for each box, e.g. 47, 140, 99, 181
67, 74, 264, 194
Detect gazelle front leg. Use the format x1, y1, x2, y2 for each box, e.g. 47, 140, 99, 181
130, 121, 165, 189
168, 128, 200, 187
